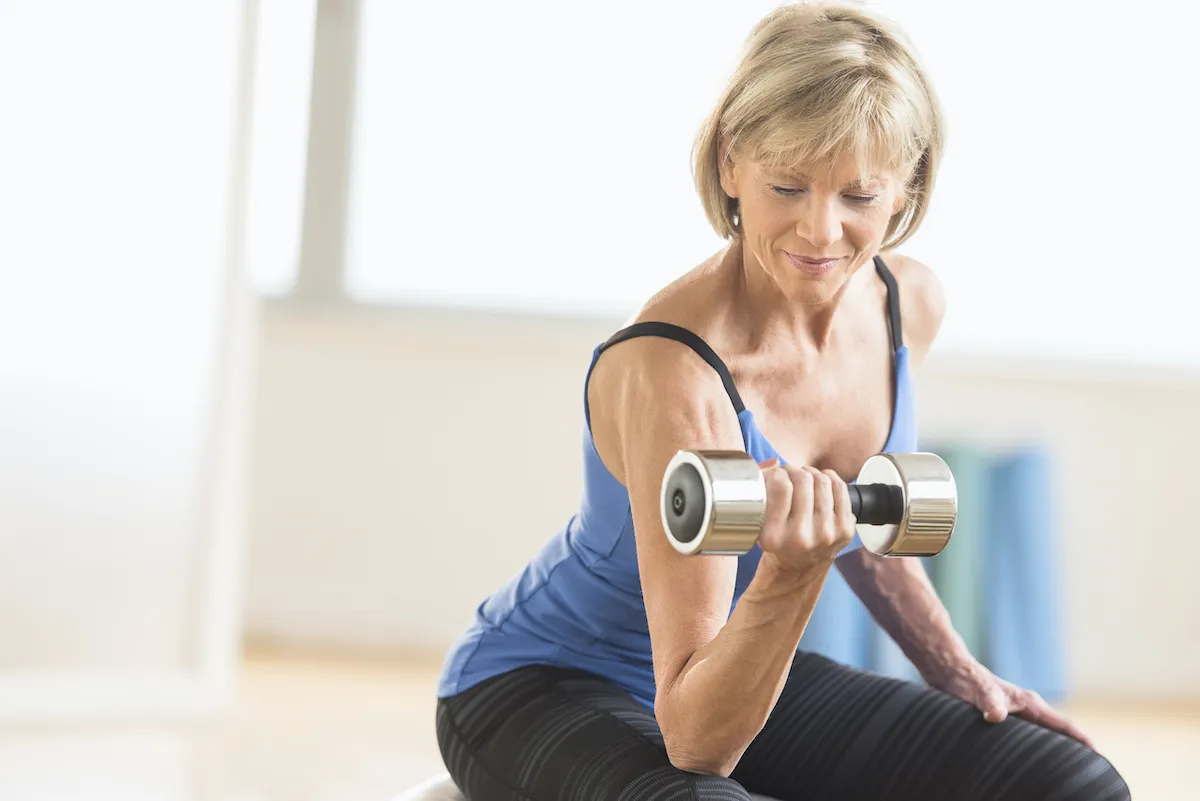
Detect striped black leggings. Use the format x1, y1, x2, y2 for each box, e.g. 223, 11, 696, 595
436, 652, 1129, 801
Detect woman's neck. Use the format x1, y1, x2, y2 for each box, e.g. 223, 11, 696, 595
728, 237, 859, 354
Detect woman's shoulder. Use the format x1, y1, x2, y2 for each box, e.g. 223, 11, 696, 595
586, 257, 746, 486
588, 251, 737, 417
880, 250, 946, 363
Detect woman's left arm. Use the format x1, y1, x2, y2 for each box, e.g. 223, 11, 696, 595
847, 252, 1092, 748
835, 551, 970, 681
836, 552, 1093, 748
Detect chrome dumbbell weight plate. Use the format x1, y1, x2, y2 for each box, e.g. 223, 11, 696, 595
659, 450, 766, 555
855, 453, 957, 556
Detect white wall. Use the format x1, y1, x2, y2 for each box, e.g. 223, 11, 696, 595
245, 301, 1200, 700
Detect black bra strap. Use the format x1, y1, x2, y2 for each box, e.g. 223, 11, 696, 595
598, 322, 746, 414
873, 255, 904, 352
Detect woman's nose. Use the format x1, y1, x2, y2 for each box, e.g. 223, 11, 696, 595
796, 197, 842, 249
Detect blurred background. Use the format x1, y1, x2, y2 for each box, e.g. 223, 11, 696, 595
1, 0, 1197, 799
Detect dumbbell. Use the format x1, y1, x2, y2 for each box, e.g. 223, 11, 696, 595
660, 451, 958, 557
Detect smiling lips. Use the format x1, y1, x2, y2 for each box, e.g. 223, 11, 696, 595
786, 252, 843, 274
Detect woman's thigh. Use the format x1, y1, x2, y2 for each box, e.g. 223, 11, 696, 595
732, 651, 1129, 801
437, 664, 752, 801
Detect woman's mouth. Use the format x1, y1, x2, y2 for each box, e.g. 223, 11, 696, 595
786, 252, 842, 275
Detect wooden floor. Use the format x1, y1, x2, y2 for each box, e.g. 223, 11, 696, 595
0, 648, 1194, 800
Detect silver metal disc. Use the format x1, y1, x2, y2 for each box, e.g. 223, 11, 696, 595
661, 451, 765, 555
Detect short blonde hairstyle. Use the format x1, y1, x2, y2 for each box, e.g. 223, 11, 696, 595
693, 2, 945, 248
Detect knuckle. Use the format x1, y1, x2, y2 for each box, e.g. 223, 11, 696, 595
766, 468, 790, 494
776, 475, 795, 503
790, 468, 815, 492
787, 476, 814, 503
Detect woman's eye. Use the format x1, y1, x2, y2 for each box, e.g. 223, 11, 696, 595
770, 186, 877, 205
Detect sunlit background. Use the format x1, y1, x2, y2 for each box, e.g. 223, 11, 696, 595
1, 0, 1197, 799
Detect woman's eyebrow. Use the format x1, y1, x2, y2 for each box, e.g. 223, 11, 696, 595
775, 170, 884, 189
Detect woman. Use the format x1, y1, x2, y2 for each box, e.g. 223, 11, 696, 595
434, 3, 1129, 799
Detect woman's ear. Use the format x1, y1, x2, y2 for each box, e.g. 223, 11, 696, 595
891, 175, 909, 215
717, 134, 740, 199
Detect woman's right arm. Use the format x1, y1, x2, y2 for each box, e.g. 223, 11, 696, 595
588, 337, 856, 777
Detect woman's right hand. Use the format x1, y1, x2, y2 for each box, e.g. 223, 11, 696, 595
755, 458, 857, 579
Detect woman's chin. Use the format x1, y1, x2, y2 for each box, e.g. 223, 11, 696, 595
783, 273, 846, 304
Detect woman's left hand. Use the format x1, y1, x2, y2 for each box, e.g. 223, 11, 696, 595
925, 659, 1095, 750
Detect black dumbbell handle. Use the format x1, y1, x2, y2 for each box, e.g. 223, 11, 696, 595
848, 483, 906, 526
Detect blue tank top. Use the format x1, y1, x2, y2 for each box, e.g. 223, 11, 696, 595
436, 257, 918, 708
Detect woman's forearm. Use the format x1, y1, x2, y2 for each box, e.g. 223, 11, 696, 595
659, 556, 830, 776
835, 549, 973, 682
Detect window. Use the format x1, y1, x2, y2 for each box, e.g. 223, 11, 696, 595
329, 0, 1197, 366
344, 0, 786, 317
245, 0, 319, 295
874, 0, 1198, 365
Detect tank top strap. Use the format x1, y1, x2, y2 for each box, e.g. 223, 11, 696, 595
872, 255, 904, 352
592, 321, 745, 415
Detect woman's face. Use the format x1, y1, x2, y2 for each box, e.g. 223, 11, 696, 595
720, 149, 905, 304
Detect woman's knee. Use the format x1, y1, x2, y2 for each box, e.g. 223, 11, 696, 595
1049, 750, 1129, 801
962, 716, 1130, 801
998, 741, 1130, 801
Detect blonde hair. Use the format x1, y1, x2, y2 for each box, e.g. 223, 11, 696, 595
693, 2, 945, 248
